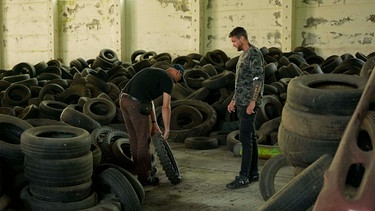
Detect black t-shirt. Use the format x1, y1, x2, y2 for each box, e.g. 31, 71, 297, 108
122, 67, 173, 102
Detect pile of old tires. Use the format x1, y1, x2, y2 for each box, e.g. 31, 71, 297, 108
278, 74, 369, 168
0, 46, 374, 210
258, 55, 375, 210
20, 125, 97, 210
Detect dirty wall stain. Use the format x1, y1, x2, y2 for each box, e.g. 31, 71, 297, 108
331, 17, 352, 26
301, 31, 324, 46
302, 0, 323, 6
267, 30, 282, 46
367, 15, 375, 23
269, 0, 282, 6
304, 17, 328, 28
157, 0, 190, 12
273, 11, 282, 27
206, 0, 212, 10
61, 2, 115, 33
330, 31, 374, 45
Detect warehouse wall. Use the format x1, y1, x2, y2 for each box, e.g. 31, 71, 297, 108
0, 0, 374, 69
204, 0, 375, 59
0, 0, 121, 69
294, 0, 375, 58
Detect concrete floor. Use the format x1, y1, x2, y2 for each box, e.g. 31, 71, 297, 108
141, 141, 295, 211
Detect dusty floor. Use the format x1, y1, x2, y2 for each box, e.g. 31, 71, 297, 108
141, 141, 294, 211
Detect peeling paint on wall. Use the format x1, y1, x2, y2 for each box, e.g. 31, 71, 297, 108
207, 16, 213, 29
64, 3, 85, 16
206, 0, 212, 10
157, 0, 190, 12
304, 17, 328, 28
86, 19, 101, 30
273, 11, 282, 27
302, 0, 323, 6
181, 15, 192, 22
330, 17, 353, 26
330, 31, 374, 45
332, 0, 346, 4
267, 30, 282, 45
367, 15, 375, 23
269, 0, 282, 6
61, 2, 116, 33
362, 36, 372, 45
301, 31, 324, 46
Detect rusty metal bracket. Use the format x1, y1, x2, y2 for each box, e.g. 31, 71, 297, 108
313, 66, 375, 210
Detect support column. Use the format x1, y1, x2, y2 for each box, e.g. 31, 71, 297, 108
49, 0, 58, 60
191, 0, 205, 54
0, 1, 3, 68
281, 0, 294, 52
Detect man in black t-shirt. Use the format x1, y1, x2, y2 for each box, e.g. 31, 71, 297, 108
119, 65, 184, 186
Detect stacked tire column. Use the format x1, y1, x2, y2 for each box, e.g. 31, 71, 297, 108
278, 74, 368, 169
20, 125, 97, 210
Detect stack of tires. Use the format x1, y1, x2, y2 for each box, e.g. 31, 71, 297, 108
20, 125, 97, 210
278, 74, 369, 168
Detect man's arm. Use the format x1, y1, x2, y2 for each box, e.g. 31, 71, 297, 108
150, 101, 162, 136
161, 92, 172, 140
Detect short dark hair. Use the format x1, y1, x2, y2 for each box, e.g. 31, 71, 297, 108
228, 27, 248, 40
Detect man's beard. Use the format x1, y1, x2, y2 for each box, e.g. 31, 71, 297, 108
237, 43, 243, 51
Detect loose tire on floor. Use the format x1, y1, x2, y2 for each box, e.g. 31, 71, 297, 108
184, 136, 219, 150
95, 163, 145, 204
259, 154, 332, 211
98, 167, 141, 211
259, 154, 290, 201
152, 133, 182, 185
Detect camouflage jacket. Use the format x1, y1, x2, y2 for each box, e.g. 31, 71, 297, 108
233, 45, 265, 107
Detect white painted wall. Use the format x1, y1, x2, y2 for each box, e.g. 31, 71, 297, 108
0, 0, 54, 69
0, 0, 374, 69
294, 0, 375, 58
57, 0, 121, 64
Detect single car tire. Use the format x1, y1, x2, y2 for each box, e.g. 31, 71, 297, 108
259, 154, 332, 211
259, 154, 290, 201
152, 133, 182, 185
184, 136, 219, 150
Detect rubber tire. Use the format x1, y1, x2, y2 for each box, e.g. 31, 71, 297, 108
278, 123, 340, 168
96, 163, 145, 204
170, 105, 204, 130
259, 154, 332, 211
83, 97, 116, 125
286, 74, 368, 115
24, 152, 93, 187
98, 167, 141, 211
60, 106, 101, 133
20, 186, 97, 211
281, 103, 350, 140
155, 99, 217, 142
184, 137, 219, 150
152, 133, 182, 185
20, 125, 91, 159
259, 154, 290, 201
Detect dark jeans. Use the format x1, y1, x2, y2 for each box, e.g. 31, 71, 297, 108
237, 106, 259, 178
119, 94, 151, 182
